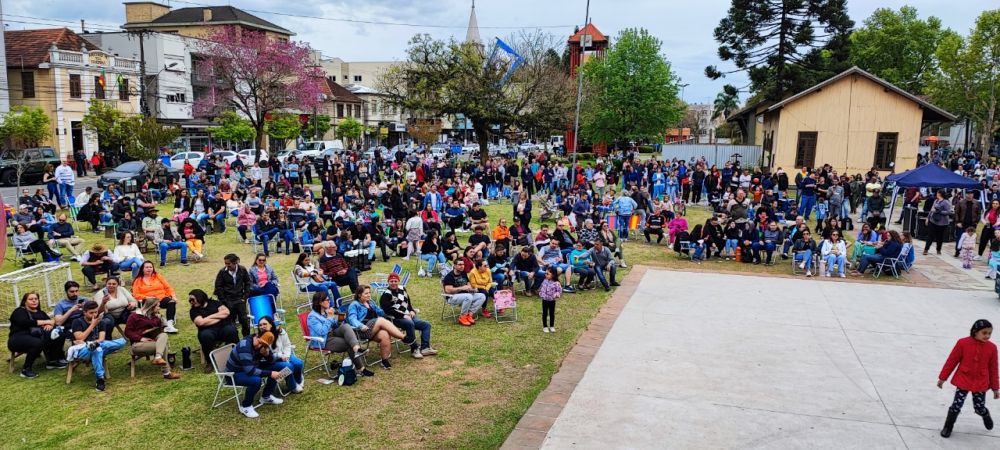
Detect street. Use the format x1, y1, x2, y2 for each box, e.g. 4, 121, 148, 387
0, 176, 100, 206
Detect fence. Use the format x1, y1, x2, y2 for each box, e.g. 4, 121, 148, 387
0, 262, 74, 327
660, 144, 764, 168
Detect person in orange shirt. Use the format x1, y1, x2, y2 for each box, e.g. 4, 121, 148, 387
131, 261, 179, 333
492, 218, 511, 256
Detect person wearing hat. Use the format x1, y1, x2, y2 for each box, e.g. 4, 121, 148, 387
937, 319, 999, 438
79, 243, 120, 291
379, 272, 437, 358
124, 299, 180, 380
225, 330, 291, 418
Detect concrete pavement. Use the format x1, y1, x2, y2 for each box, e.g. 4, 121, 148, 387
508, 268, 1000, 449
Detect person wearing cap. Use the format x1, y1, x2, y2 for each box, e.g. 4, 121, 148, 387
79, 243, 120, 290
379, 273, 437, 358
124, 298, 180, 380
225, 330, 291, 418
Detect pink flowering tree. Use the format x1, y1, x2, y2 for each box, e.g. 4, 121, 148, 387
196, 27, 324, 160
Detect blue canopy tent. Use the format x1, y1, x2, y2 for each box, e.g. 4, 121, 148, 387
884, 163, 983, 222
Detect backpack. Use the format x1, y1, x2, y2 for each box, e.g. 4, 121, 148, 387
337, 357, 357, 386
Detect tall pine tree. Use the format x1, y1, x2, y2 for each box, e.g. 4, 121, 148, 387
706, 0, 854, 101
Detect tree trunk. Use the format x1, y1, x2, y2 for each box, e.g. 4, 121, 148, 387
255, 125, 267, 164
474, 119, 491, 166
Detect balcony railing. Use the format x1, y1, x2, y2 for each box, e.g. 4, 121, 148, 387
49, 49, 140, 73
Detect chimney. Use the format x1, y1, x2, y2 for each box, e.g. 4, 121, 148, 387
203, 8, 213, 22
124, 2, 171, 24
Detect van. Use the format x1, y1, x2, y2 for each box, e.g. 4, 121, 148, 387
305, 140, 344, 154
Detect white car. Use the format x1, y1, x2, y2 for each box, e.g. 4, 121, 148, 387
430, 144, 450, 158
237, 149, 268, 164
210, 150, 238, 164
169, 151, 205, 171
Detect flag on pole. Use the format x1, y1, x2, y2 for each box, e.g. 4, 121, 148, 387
98, 69, 107, 89
116, 73, 124, 87
486, 37, 525, 86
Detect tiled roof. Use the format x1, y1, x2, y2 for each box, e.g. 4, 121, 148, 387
326, 79, 363, 103
568, 23, 608, 43
5, 28, 99, 68
124, 6, 292, 36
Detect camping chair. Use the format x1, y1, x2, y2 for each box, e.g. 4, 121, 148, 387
873, 245, 911, 279
338, 295, 379, 366
209, 343, 261, 409
296, 303, 336, 378
7, 352, 24, 373
492, 289, 518, 324
248, 294, 285, 328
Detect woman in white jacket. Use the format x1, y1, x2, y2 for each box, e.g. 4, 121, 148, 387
257, 315, 304, 393
821, 231, 848, 278
114, 231, 145, 279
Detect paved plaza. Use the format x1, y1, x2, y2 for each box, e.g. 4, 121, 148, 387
508, 268, 1000, 449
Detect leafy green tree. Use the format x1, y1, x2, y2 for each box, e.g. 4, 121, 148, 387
928, 10, 1000, 157
712, 85, 740, 120
265, 112, 303, 150
210, 111, 257, 147
337, 117, 365, 148
304, 114, 332, 140
127, 117, 181, 164
82, 99, 131, 152
0, 106, 52, 191
580, 28, 683, 147
849, 6, 945, 94
706, 0, 854, 101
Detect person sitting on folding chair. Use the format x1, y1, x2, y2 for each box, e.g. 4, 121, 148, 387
256, 316, 303, 394
443, 259, 487, 327
347, 285, 407, 370
248, 253, 280, 298
12, 223, 61, 261
188, 289, 238, 361
306, 292, 373, 377
294, 253, 343, 307
851, 230, 904, 276
69, 301, 127, 392
225, 330, 290, 418
379, 273, 438, 359
124, 299, 181, 380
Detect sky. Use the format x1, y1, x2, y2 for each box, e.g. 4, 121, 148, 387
3, 0, 997, 105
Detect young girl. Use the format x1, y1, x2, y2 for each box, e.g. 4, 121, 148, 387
958, 226, 978, 269
937, 319, 999, 438
987, 229, 1000, 280
539, 267, 562, 333
723, 220, 741, 260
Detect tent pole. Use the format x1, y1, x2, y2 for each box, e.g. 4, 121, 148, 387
888, 186, 899, 227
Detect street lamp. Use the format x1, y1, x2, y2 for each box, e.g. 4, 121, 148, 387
141, 62, 180, 117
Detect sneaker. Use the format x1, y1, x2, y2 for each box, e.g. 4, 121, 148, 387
620, 262, 628, 268
159, 262, 166, 268
262, 395, 284, 405
360, 368, 375, 377
420, 347, 438, 356
292, 383, 304, 394
799, 261, 806, 269
823, 272, 831, 277
480, 308, 492, 319
418, 268, 427, 277
411, 349, 424, 359
380, 359, 392, 370
181, 260, 190, 266
839, 273, 846, 278
550, 327, 556, 332
239, 405, 259, 418
20, 369, 38, 379
543, 327, 550, 333
45, 359, 68, 369
467, 313, 476, 325
458, 314, 472, 326
562, 285, 577, 293
354, 347, 369, 358
96, 377, 106, 392
164, 321, 178, 334
974, 255, 983, 261
806, 271, 812, 277
163, 372, 181, 380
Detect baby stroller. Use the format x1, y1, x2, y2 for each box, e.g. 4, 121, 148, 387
539, 194, 558, 221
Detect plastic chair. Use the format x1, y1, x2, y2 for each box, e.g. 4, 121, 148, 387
248, 294, 285, 328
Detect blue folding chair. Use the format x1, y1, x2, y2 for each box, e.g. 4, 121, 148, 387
247, 294, 285, 328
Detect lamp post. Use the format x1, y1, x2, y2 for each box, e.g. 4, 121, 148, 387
142, 62, 178, 118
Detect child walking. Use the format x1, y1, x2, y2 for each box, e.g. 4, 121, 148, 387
539, 267, 562, 333
957, 227, 978, 269
937, 319, 999, 438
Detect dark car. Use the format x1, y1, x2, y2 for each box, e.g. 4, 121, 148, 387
0, 147, 61, 186
97, 161, 153, 190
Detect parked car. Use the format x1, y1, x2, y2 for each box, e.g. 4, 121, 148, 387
237, 149, 269, 164
169, 151, 205, 171
0, 147, 61, 186
304, 140, 344, 154
430, 143, 450, 158
97, 161, 152, 189
210, 150, 238, 164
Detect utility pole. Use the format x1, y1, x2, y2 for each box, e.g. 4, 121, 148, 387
135, 30, 149, 117
0, 0, 10, 114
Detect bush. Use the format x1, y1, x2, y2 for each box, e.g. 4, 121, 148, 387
638, 145, 656, 154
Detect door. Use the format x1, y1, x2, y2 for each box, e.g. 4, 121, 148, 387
71, 121, 84, 154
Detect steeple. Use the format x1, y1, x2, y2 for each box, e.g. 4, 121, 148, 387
465, 0, 482, 46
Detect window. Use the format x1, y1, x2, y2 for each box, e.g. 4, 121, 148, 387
69, 74, 81, 98
354, 104, 361, 117
21, 71, 35, 98
342, 75, 348, 80
42, 148, 56, 158
166, 93, 186, 103
337, 104, 344, 118
119, 78, 129, 101
353, 75, 362, 82
94, 76, 105, 99
873, 132, 898, 171
795, 131, 817, 169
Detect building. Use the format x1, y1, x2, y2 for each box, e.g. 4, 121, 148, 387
4, 28, 141, 159
346, 83, 409, 148
754, 67, 955, 173
322, 58, 398, 88
122, 2, 293, 40
685, 103, 724, 144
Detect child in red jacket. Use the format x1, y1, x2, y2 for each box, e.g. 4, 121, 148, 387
938, 319, 999, 438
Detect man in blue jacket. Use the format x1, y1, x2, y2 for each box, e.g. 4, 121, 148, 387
225, 331, 292, 418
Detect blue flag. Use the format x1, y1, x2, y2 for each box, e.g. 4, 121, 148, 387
488, 37, 524, 85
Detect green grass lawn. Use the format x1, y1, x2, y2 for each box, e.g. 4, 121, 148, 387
0, 195, 901, 449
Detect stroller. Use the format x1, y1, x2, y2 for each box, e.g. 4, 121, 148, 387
539, 194, 559, 221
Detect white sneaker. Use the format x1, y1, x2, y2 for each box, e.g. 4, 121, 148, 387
418, 268, 427, 277
164, 320, 178, 334
798, 261, 806, 269
262, 395, 284, 405
620, 262, 628, 268
550, 327, 556, 332
974, 255, 983, 261
823, 272, 831, 277
805, 271, 812, 277
543, 327, 550, 333
292, 384, 304, 394
239, 405, 259, 418
839, 273, 846, 278
411, 349, 424, 359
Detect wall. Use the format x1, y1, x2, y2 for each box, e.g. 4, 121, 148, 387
124, 2, 170, 24
771, 74, 923, 174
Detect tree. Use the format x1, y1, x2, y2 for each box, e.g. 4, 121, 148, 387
712, 85, 740, 120
209, 111, 257, 147
82, 99, 131, 154
706, 0, 854, 101
127, 117, 181, 166
928, 10, 1000, 157
849, 6, 945, 94
0, 106, 51, 191
337, 117, 365, 149
580, 28, 684, 147
405, 119, 442, 147
378, 30, 574, 165
265, 112, 303, 150
303, 114, 332, 141
195, 26, 324, 161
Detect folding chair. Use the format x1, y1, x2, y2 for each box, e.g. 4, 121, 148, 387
492, 289, 518, 323
873, 246, 911, 279
338, 295, 379, 366
210, 344, 254, 409
248, 294, 285, 328
296, 304, 335, 378
292, 268, 315, 303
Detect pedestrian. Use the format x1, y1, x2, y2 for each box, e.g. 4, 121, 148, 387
213, 253, 253, 338
538, 267, 562, 333
937, 319, 999, 438
958, 227, 977, 269
54, 160, 76, 207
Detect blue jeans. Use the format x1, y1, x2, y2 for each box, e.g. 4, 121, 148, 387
595, 263, 617, 288
798, 195, 816, 220
724, 239, 738, 254
250, 281, 280, 298
74, 338, 126, 379
213, 213, 227, 232
118, 257, 144, 278
305, 282, 342, 304
232, 366, 279, 407
59, 183, 73, 207
392, 317, 432, 350
257, 229, 280, 255
518, 270, 545, 291
825, 254, 847, 275
283, 355, 304, 388
278, 230, 295, 254
159, 241, 188, 265
420, 252, 445, 273
751, 242, 777, 263
194, 213, 210, 228
100, 212, 113, 223
857, 254, 885, 273
794, 250, 814, 271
